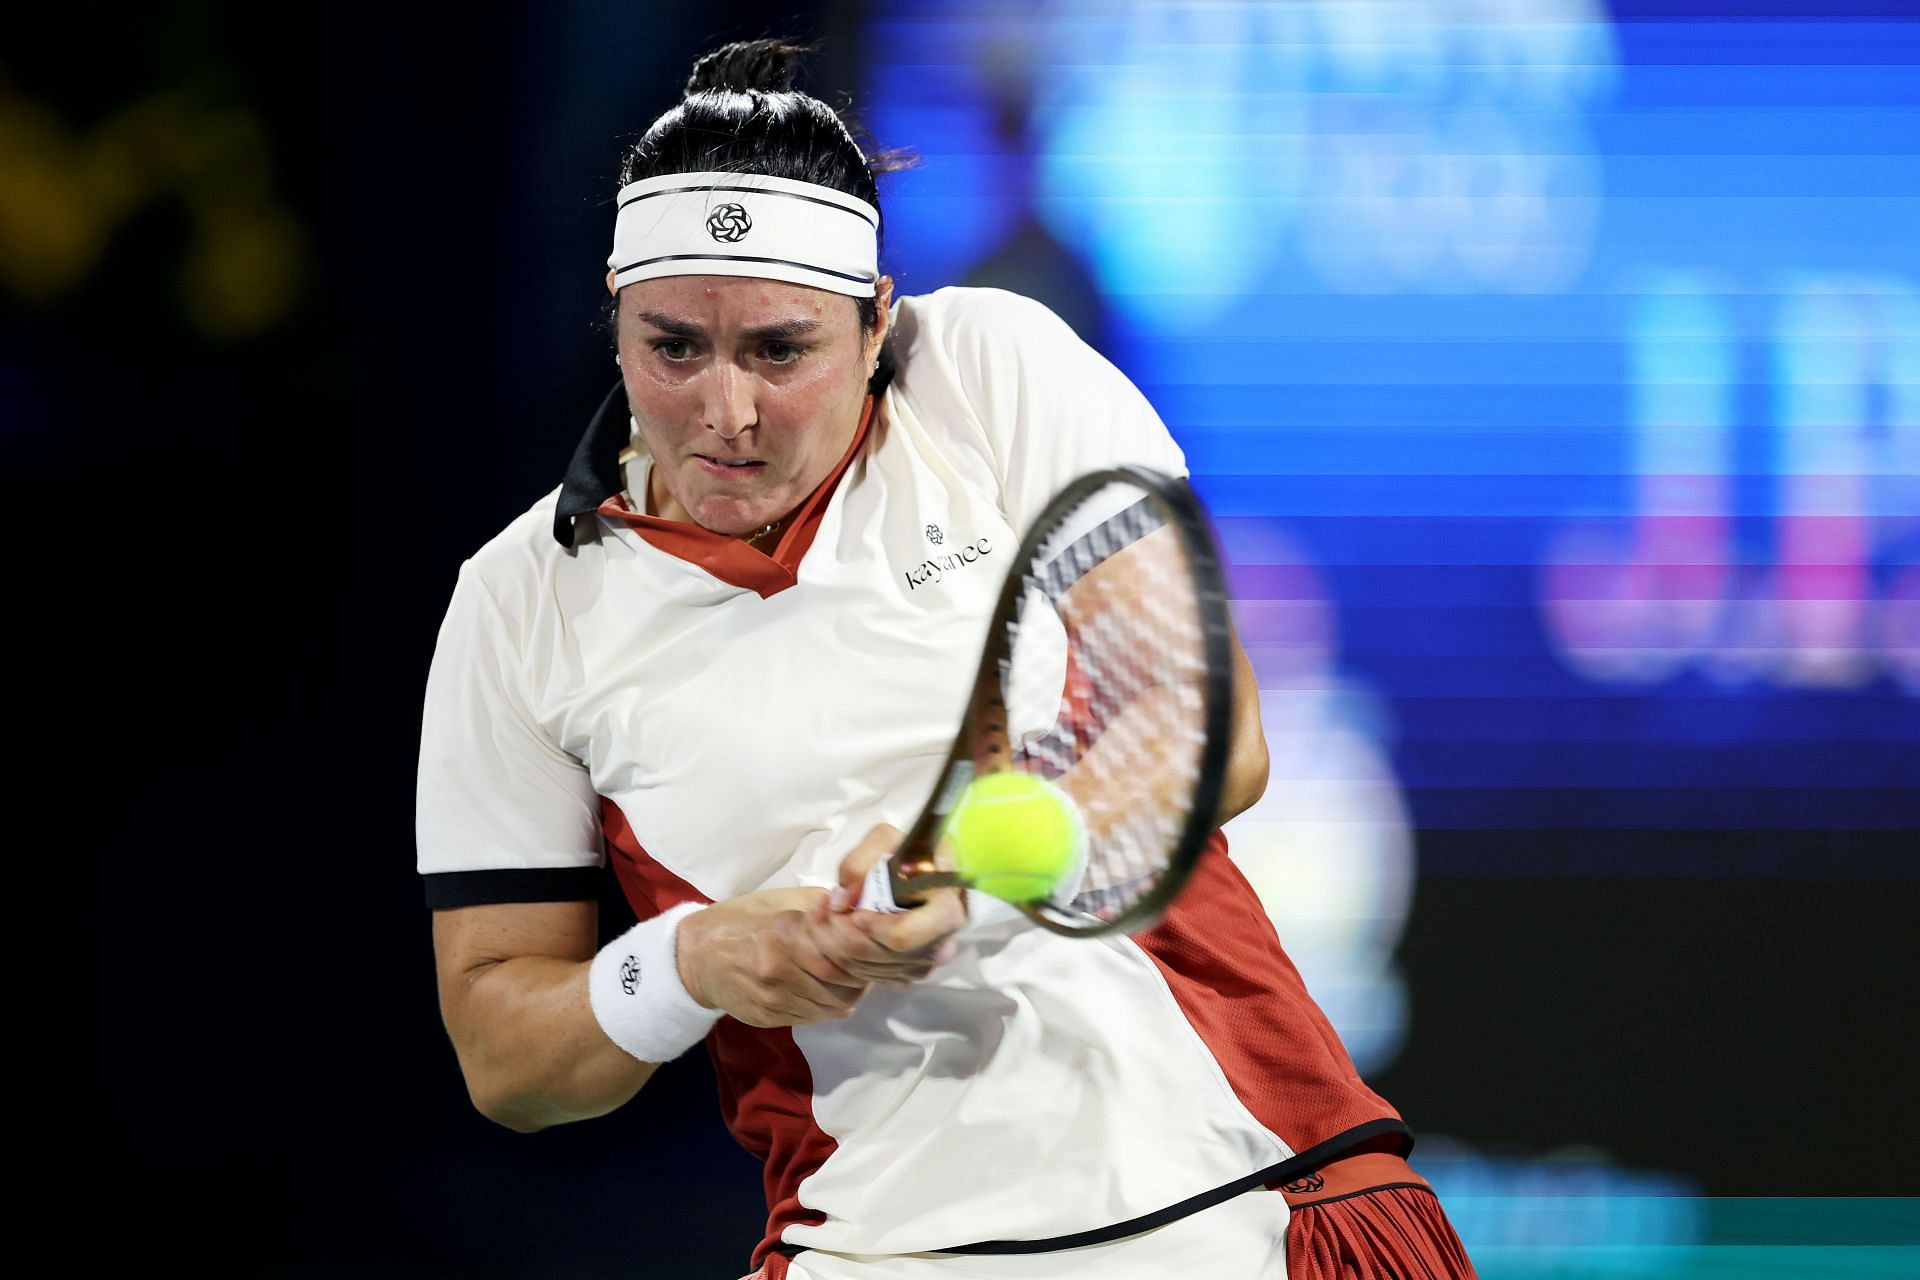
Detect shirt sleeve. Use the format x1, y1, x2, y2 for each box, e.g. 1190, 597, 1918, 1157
913, 287, 1189, 538
415, 558, 604, 909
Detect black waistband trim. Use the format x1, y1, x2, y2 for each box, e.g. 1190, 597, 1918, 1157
1288, 1180, 1434, 1212
771, 1117, 1413, 1260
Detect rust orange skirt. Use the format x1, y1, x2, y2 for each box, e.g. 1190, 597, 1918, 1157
1274, 1143, 1478, 1278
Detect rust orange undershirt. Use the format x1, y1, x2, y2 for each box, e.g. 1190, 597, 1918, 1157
595, 395, 877, 600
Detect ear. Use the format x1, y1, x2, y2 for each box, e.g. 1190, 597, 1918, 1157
869, 275, 895, 353
605, 270, 619, 297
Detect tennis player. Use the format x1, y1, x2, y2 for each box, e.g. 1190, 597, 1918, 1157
418, 39, 1476, 1279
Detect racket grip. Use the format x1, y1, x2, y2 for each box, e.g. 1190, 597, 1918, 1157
855, 859, 910, 913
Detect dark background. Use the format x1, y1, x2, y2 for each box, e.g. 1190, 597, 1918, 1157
9, 3, 1913, 1277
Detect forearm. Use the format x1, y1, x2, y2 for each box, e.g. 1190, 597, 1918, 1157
446, 954, 656, 1133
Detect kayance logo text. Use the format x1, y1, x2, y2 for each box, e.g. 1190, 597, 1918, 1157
904, 537, 992, 590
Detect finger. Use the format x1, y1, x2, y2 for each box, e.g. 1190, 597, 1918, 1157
856, 891, 967, 954
791, 955, 867, 997
734, 969, 866, 1025
826, 960, 936, 989
794, 951, 865, 990
819, 947, 932, 982
768, 978, 868, 1023
811, 911, 945, 975
835, 937, 958, 986
785, 926, 865, 989
772, 923, 882, 1003
832, 823, 905, 908
818, 948, 936, 984
770, 931, 871, 1006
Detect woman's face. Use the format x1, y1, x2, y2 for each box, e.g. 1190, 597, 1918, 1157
612, 273, 891, 538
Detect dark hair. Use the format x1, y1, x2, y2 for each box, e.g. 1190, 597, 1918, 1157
607, 39, 911, 392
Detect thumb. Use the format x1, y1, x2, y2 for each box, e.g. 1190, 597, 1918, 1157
831, 823, 904, 910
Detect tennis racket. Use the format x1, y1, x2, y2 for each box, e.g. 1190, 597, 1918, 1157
856, 465, 1234, 937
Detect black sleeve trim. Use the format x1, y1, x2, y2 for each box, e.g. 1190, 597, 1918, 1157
423, 867, 603, 909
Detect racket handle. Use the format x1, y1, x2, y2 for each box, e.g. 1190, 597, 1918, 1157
855, 859, 910, 913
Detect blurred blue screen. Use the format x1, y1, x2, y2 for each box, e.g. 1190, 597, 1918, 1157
862, 0, 1918, 865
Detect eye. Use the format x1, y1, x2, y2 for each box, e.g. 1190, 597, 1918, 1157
652, 339, 693, 361
762, 342, 805, 366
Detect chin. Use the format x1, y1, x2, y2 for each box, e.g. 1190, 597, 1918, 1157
692, 499, 775, 537
707, 518, 763, 538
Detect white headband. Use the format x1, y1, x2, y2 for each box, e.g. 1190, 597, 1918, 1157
607, 171, 880, 298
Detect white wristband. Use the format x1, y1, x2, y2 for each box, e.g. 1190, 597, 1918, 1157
587, 902, 722, 1064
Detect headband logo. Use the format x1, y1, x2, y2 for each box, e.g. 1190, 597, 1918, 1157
706, 203, 752, 243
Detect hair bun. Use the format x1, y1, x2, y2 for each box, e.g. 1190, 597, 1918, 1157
685, 39, 806, 96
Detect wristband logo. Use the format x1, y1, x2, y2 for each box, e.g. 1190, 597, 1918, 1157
620, 954, 640, 994
706, 203, 752, 243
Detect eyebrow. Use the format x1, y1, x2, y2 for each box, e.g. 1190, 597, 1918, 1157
634, 311, 824, 342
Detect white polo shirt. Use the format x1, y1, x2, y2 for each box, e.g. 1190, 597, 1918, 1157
417, 287, 1408, 1269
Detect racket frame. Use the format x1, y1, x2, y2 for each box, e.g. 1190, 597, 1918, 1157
882, 465, 1235, 937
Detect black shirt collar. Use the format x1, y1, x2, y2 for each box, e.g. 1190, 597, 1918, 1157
553, 378, 632, 547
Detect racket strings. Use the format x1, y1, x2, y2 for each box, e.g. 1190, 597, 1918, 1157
997, 482, 1214, 922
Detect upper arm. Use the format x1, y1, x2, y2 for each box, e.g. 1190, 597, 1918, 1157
417, 556, 614, 1073
1222, 620, 1268, 822
432, 899, 599, 1036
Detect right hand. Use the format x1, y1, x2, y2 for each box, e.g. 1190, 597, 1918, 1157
814, 823, 967, 985
675, 888, 870, 1028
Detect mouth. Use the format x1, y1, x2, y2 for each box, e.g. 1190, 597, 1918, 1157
694, 454, 767, 477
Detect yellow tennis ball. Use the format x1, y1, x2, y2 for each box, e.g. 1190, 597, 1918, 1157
944, 772, 1085, 903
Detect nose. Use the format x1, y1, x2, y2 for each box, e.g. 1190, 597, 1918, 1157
701, 360, 756, 442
